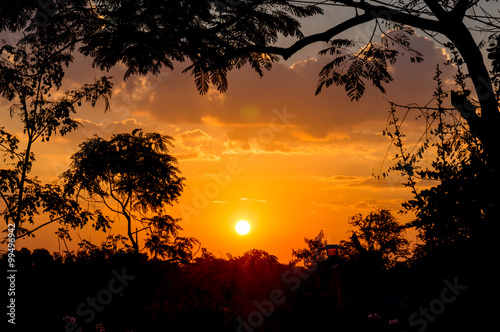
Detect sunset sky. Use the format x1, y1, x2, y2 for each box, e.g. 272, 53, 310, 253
3, 6, 469, 262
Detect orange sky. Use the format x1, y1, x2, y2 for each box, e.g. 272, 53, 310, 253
2, 16, 464, 262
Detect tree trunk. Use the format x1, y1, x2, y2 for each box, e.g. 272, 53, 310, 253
445, 21, 500, 164
443, 15, 500, 253
125, 212, 139, 254
13, 137, 33, 239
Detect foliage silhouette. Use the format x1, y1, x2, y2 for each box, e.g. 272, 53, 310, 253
77, 0, 500, 200
62, 129, 198, 259
340, 209, 410, 269
0, 14, 113, 240
376, 60, 497, 332
290, 229, 328, 267
380, 66, 494, 259
1, 247, 299, 331
3, 0, 500, 242
0, 0, 322, 91
292, 210, 409, 269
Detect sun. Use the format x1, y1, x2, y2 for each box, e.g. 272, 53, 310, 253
235, 220, 251, 235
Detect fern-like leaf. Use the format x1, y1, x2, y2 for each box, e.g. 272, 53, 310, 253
193, 66, 210, 94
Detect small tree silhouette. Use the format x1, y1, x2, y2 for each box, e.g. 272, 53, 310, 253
291, 230, 328, 267
63, 129, 198, 260
0, 40, 112, 240
341, 209, 410, 269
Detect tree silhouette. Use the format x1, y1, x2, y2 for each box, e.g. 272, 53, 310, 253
0, 15, 113, 240
341, 209, 410, 268
80, 0, 500, 197
381, 66, 492, 258
217, 1, 500, 171
3, 2, 499, 163
62, 129, 197, 259
78, 0, 322, 92
0, 0, 322, 91
291, 230, 328, 267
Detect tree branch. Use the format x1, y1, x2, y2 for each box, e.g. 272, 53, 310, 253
268, 12, 374, 60
0, 191, 13, 216
422, 0, 448, 19
15, 216, 63, 240
333, 0, 443, 30
451, 0, 474, 18
232, 1, 443, 62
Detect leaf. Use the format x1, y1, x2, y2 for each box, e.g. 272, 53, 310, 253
210, 67, 229, 93
319, 39, 356, 56
316, 43, 398, 100
192, 66, 210, 94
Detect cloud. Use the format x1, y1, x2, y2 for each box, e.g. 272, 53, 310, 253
314, 198, 406, 212
173, 129, 220, 161
50, 30, 453, 165
320, 175, 361, 181
131, 31, 453, 162
240, 197, 267, 203
292, 130, 350, 142
179, 129, 214, 144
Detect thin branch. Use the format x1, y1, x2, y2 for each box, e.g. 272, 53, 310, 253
15, 215, 65, 240
0, 191, 13, 216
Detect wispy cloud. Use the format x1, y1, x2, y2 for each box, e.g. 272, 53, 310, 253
240, 197, 267, 203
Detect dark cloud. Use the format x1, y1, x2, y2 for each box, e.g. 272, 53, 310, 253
129, 32, 454, 147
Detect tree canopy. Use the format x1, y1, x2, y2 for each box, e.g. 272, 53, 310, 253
3, 1, 499, 157
290, 229, 328, 267
0, 8, 113, 239
0, 0, 323, 90
2, 1, 498, 130
341, 209, 410, 268
381, 65, 494, 259
62, 129, 196, 259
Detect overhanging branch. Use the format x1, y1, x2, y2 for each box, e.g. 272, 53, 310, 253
268, 12, 374, 60
220, 1, 443, 64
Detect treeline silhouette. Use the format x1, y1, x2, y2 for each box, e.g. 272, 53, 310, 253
1, 232, 490, 332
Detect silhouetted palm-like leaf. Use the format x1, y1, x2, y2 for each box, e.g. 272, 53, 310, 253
316, 42, 399, 100
316, 25, 424, 100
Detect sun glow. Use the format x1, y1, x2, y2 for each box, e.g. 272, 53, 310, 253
235, 220, 251, 235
